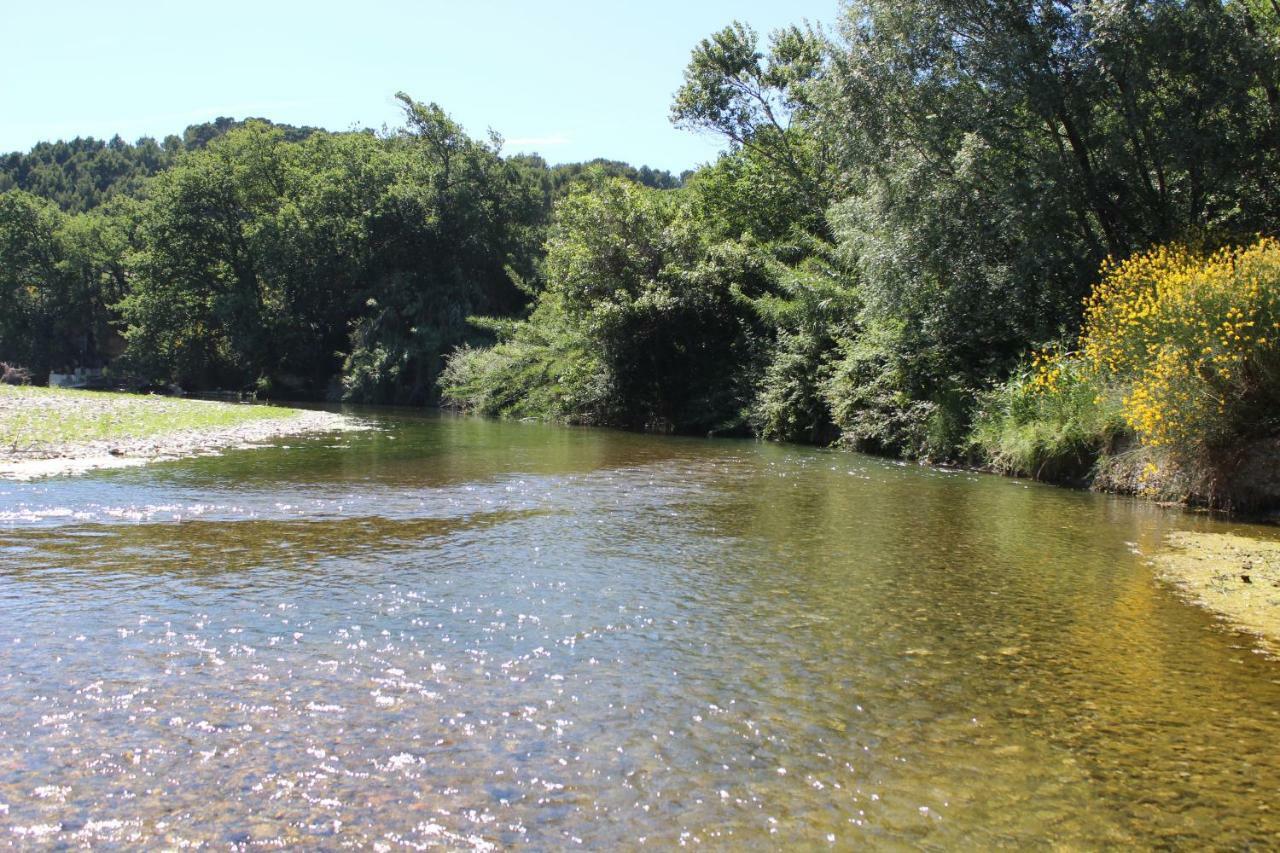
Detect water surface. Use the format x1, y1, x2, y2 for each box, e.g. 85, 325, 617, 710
2, 410, 1278, 848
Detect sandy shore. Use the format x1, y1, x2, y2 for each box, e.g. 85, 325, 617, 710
1152, 531, 1280, 657
0, 403, 360, 480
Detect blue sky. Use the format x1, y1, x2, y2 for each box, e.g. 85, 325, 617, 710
2, 0, 839, 173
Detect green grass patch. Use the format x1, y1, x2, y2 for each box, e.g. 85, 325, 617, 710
0, 385, 298, 449
970, 355, 1128, 483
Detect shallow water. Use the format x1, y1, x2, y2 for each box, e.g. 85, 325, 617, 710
1, 410, 1279, 848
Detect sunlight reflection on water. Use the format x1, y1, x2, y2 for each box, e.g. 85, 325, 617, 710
2, 411, 1279, 847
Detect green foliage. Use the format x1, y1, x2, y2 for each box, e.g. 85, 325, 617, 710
437, 308, 615, 425
441, 178, 766, 433
548, 159, 682, 194
3, 102, 699, 405
671, 20, 836, 234
334, 96, 548, 404
114, 98, 546, 400
448, 2, 1280, 465
800, 0, 1280, 459
0, 190, 127, 378
0, 191, 63, 375
7, 0, 1280, 487
976, 240, 1280, 498
970, 354, 1127, 482
750, 326, 836, 444
820, 321, 952, 460
743, 238, 858, 443
0, 136, 172, 213
0, 118, 319, 213
687, 145, 822, 242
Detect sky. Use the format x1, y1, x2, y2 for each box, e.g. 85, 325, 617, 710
2, 0, 840, 174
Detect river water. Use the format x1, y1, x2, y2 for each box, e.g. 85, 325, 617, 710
1, 410, 1278, 848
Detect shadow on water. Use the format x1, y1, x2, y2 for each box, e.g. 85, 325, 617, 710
0, 509, 547, 578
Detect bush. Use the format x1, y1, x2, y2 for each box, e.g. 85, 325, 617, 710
0, 363, 32, 385
441, 178, 762, 434
971, 350, 1126, 481
438, 325, 615, 425
750, 328, 838, 444
1081, 239, 1280, 457
974, 239, 1280, 502
822, 321, 971, 461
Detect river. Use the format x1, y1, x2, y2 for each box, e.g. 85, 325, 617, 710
1, 410, 1278, 848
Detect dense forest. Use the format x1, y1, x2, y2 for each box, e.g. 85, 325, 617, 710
0, 98, 681, 402
4, 0, 1280, 508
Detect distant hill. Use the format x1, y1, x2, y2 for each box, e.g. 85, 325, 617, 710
0, 117, 321, 212
549, 158, 685, 192
2, 122, 683, 214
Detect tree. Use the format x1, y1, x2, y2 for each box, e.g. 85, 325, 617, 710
442, 177, 767, 432
672, 21, 836, 233
803, 0, 1280, 457
0, 191, 123, 377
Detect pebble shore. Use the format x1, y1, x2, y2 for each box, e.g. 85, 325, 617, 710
0, 390, 359, 479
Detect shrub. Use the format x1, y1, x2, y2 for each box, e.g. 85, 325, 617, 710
441, 179, 762, 434
750, 328, 838, 444
1082, 239, 1280, 457
971, 349, 1125, 481
0, 363, 32, 385
975, 238, 1280, 502
438, 326, 615, 426
822, 321, 972, 461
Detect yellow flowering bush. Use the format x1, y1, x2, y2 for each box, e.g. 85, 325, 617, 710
1080, 238, 1280, 453
1028, 345, 1071, 394
974, 238, 1280, 490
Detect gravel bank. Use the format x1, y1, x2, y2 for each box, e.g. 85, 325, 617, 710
0, 389, 360, 479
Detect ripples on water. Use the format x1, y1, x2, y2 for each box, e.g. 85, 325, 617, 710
1, 412, 1279, 848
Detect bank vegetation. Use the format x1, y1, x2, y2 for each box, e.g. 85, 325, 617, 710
4, 0, 1280, 510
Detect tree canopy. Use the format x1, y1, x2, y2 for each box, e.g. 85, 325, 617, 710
4, 0, 1280, 487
